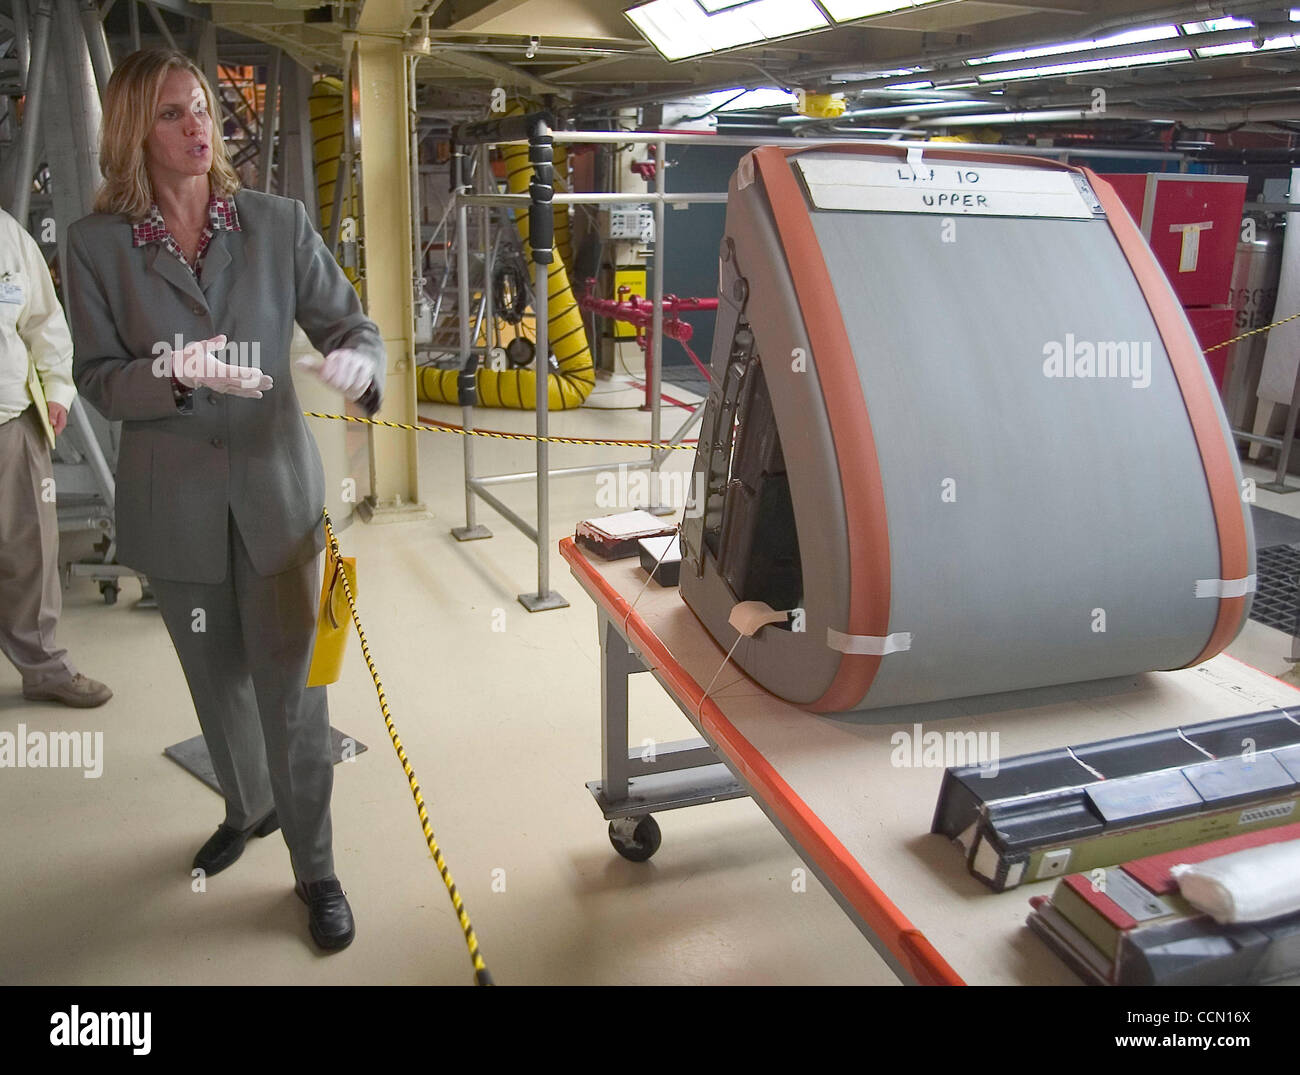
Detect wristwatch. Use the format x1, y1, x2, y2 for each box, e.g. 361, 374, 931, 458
357, 381, 380, 418
170, 374, 195, 414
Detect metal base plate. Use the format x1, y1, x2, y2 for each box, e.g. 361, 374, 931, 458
518, 590, 569, 612
357, 497, 433, 524
586, 764, 748, 819
164, 728, 367, 796
452, 524, 493, 541
1258, 481, 1300, 494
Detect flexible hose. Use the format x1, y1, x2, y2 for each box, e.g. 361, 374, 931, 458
308, 77, 361, 296
418, 100, 595, 410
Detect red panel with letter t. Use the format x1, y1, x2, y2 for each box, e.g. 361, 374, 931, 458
1100, 174, 1247, 307
1144, 175, 1247, 307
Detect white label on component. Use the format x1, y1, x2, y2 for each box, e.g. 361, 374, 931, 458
1037, 848, 1073, 880
794, 157, 1098, 219
609, 206, 655, 242
1194, 574, 1256, 598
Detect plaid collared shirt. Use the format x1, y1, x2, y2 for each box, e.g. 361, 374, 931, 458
132, 193, 240, 278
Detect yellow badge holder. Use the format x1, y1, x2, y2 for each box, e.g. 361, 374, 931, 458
306, 541, 357, 687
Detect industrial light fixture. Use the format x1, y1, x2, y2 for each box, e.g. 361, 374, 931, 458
980, 50, 1192, 82
624, 0, 949, 62
625, 0, 827, 61
966, 18, 1300, 78
819, 0, 912, 17
966, 25, 1181, 68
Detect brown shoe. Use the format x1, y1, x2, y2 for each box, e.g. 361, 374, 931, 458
23, 673, 113, 708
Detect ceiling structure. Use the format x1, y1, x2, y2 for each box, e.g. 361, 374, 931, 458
5, 1, 1300, 144
160, 1, 1300, 129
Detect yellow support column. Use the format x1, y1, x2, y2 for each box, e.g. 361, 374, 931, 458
351, 4, 427, 523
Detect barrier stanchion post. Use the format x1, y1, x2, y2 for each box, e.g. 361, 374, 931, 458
647, 137, 673, 517
452, 141, 492, 540
519, 113, 567, 611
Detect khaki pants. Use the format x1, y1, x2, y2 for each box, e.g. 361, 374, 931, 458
0, 406, 73, 690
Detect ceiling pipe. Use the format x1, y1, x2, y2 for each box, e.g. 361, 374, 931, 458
844, 86, 994, 100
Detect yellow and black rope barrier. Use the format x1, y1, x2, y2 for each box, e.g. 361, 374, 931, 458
320, 507, 492, 987
303, 410, 697, 450
1202, 310, 1300, 354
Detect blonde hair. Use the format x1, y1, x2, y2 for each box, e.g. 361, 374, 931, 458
93, 48, 240, 220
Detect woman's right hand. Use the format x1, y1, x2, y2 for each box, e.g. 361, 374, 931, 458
171, 334, 273, 398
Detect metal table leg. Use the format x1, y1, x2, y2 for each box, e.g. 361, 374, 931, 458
587, 608, 747, 860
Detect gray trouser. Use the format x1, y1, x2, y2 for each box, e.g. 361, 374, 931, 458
0, 406, 74, 689
151, 513, 334, 883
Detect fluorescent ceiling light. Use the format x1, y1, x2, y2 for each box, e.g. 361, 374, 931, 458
834, 67, 926, 80
821, 0, 953, 18
625, 0, 955, 59
968, 25, 1179, 67
1197, 33, 1300, 58
979, 49, 1192, 82
1182, 17, 1253, 33
1194, 41, 1258, 57
727, 87, 798, 110
820, 0, 911, 16
625, 0, 828, 61
686, 87, 798, 111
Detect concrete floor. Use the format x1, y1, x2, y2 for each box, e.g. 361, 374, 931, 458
0, 384, 890, 986
3, 391, 1298, 987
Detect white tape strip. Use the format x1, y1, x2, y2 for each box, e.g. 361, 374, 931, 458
736, 152, 756, 191
827, 627, 912, 656
1066, 746, 1105, 781
906, 145, 925, 168
1194, 575, 1257, 599
1176, 727, 1216, 760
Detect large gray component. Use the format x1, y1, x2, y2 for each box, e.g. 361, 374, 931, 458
680, 146, 1254, 715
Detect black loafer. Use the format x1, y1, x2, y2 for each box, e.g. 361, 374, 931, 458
295, 876, 355, 951
192, 810, 279, 876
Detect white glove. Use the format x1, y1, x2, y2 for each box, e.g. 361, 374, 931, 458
296, 348, 373, 402
171, 335, 273, 398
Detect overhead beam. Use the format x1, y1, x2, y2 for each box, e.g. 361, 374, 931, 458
427, 45, 567, 96
445, 0, 631, 39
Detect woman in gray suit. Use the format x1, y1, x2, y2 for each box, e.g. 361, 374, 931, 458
64, 48, 385, 951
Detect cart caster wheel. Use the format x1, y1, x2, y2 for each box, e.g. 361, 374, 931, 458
609, 815, 661, 862
99, 580, 119, 605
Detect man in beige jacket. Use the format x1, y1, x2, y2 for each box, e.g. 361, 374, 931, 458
0, 206, 112, 707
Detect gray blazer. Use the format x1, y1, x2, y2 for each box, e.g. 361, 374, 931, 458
65, 189, 384, 584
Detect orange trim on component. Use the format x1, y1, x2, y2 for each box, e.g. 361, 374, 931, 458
560, 537, 966, 987
749, 146, 891, 714
1086, 168, 1250, 666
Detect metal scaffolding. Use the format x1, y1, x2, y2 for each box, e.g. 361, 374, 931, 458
443, 123, 1179, 611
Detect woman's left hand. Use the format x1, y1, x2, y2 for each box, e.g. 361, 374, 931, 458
297, 349, 373, 402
